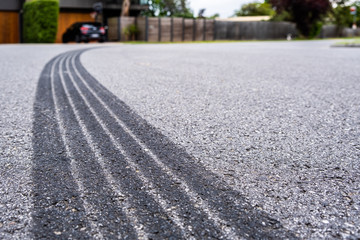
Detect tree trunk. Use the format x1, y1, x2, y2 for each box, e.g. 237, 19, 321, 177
121, 0, 131, 17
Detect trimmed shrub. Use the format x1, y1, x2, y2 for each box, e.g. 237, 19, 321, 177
23, 0, 59, 43
123, 24, 139, 41
308, 22, 323, 39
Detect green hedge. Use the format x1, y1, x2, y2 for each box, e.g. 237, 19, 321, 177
23, 0, 59, 43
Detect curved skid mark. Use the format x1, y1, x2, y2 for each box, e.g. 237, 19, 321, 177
35, 50, 139, 239
32, 54, 93, 239
72, 52, 236, 239
75, 48, 297, 239
61, 53, 149, 239
66, 54, 201, 238
32, 48, 297, 239
62, 52, 185, 239
73, 50, 299, 239
51, 56, 104, 239
57, 54, 144, 239
72, 51, 240, 238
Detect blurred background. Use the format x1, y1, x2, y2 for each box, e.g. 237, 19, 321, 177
0, 0, 359, 44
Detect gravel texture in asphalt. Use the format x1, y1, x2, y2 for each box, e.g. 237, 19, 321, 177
81, 41, 360, 239
0, 44, 100, 239
0, 41, 359, 239
31, 49, 295, 239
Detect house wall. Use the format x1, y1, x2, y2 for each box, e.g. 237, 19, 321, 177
0, 0, 21, 11
60, 0, 99, 9
56, 12, 94, 43
0, 11, 20, 43
0, 0, 21, 43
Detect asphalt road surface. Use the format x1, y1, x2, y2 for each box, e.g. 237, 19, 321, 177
1, 41, 359, 239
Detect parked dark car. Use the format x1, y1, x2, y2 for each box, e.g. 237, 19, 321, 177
62, 22, 106, 43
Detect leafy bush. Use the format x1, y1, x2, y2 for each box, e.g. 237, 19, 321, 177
330, 2, 360, 31
235, 2, 275, 17
123, 24, 139, 40
23, 0, 59, 43
308, 21, 323, 39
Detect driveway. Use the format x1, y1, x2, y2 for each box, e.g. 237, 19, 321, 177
1, 41, 359, 239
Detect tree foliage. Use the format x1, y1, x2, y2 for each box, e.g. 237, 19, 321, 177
270, 0, 331, 37
235, 2, 274, 16
330, 0, 360, 28
208, 13, 220, 19
142, 0, 193, 18
123, 24, 139, 40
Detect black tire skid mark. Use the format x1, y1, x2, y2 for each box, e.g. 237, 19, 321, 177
62, 52, 185, 239
33, 52, 138, 239
67, 53, 224, 239
73, 50, 298, 239
32, 56, 91, 239
55, 53, 141, 239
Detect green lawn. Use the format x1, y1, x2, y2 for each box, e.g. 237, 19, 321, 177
122, 40, 278, 44
117, 37, 360, 45
334, 37, 360, 46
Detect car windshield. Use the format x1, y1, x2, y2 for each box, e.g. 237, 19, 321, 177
81, 23, 101, 28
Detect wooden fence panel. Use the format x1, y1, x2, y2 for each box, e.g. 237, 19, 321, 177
137, 17, 147, 41
120, 17, 136, 41
147, 17, 159, 42
107, 17, 118, 41
108, 17, 300, 42
194, 19, 205, 41
183, 19, 193, 41
172, 18, 183, 42
0, 11, 19, 44
160, 17, 171, 42
205, 19, 214, 41
215, 21, 296, 40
